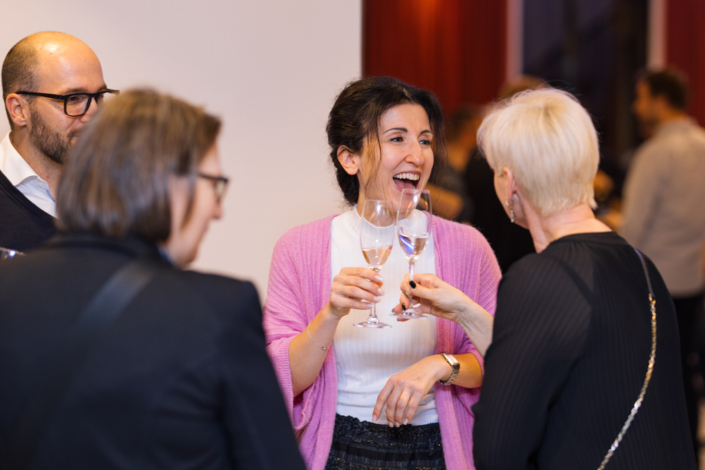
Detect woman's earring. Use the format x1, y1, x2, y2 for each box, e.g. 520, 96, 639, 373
505, 199, 516, 223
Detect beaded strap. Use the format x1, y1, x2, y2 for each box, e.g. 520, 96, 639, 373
597, 249, 656, 470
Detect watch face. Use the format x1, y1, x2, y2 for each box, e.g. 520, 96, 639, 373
442, 353, 459, 369
440, 353, 459, 385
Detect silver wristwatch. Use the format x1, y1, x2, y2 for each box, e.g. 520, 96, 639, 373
440, 353, 460, 385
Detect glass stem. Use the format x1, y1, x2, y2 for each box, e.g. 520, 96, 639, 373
370, 266, 381, 322
407, 260, 417, 311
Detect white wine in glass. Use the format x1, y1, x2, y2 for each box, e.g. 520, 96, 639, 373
396, 189, 432, 320
355, 199, 395, 328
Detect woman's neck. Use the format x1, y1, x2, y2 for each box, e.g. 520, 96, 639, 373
525, 203, 611, 253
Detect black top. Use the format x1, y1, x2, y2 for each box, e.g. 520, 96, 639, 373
0, 233, 305, 470
464, 151, 534, 273
431, 162, 474, 223
0, 169, 56, 252
473, 232, 695, 470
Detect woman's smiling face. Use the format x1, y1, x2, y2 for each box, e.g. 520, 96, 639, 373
355, 103, 434, 211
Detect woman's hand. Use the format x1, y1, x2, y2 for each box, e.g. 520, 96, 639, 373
393, 274, 494, 357
290, 267, 384, 396
372, 355, 450, 426
392, 273, 481, 322
327, 267, 385, 318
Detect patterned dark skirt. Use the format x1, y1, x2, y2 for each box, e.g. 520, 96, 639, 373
325, 414, 446, 470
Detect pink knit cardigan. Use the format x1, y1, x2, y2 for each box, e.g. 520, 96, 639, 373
263, 214, 501, 470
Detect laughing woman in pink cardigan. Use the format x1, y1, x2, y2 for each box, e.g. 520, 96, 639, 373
263, 77, 501, 470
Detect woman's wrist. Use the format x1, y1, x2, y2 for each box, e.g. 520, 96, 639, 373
456, 303, 491, 333
454, 306, 476, 335
454, 306, 493, 358
430, 354, 453, 382
322, 301, 347, 321
439, 353, 460, 385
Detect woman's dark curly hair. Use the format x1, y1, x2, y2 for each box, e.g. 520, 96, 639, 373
326, 76, 446, 205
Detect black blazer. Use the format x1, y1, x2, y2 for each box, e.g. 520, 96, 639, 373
0, 233, 305, 470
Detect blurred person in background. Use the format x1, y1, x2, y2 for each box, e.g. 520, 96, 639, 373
0, 32, 116, 251
426, 104, 484, 223
463, 76, 544, 273
620, 68, 705, 459
395, 88, 695, 470
0, 89, 305, 470
264, 77, 500, 470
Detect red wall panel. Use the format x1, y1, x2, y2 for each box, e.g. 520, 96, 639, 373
363, 0, 507, 114
666, 0, 705, 125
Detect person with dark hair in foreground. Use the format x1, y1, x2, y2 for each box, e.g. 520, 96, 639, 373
0, 89, 305, 470
395, 88, 695, 469
263, 76, 500, 470
0, 32, 117, 251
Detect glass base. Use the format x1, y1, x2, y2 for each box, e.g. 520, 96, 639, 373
354, 318, 392, 328
396, 307, 427, 321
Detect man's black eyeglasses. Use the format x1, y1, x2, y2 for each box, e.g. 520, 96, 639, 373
198, 173, 229, 202
15, 89, 120, 117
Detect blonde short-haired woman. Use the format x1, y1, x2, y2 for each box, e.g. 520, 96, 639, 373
396, 88, 696, 470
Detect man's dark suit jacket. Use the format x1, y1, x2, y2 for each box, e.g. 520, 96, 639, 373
0, 232, 305, 470
0, 170, 56, 252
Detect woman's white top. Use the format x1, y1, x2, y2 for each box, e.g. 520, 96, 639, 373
331, 207, 438, 425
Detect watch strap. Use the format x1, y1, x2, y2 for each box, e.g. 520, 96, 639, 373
440, 353, 460, 385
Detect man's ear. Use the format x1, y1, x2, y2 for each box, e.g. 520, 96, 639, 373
5, 93, 31, 128
653, 94, 673, 115
337, 146, 360, 176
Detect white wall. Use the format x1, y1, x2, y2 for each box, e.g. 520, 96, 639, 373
0, 1, 361, 296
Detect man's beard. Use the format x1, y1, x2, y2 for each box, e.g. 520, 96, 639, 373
29, 110, 78, 165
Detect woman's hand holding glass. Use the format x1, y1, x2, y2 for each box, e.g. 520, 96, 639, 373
356, 200, 395, 328
326, 267, 385, 319
326, 199, 394, 322
393, 273, 494, 357
395, 189, 432, 319
291, 265, 385, 396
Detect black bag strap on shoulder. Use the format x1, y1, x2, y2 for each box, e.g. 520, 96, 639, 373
5, 258, 158, 470
596, 248, 657, 470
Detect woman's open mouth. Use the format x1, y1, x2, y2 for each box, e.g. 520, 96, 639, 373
393, 173, 420, 191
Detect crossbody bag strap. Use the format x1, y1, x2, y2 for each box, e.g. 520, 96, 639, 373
597, 248, 657, 470
5, 258, 158, 470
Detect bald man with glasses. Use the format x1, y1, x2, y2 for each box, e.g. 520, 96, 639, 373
0, 32, 118, 251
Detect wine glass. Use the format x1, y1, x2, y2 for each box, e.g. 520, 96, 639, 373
355, 200, 395, 328
396, 189, 432, 320
0, 247, 24, 260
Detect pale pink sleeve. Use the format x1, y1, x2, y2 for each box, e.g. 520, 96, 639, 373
263, 231, 310, 429
455, 228, 501, 377
262, 227, 336, 443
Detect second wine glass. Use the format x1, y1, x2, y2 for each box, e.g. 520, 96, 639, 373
396, 189, 432, 320
356, 200, 395, 328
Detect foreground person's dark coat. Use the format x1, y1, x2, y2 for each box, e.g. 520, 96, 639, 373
0, 233, 305, 470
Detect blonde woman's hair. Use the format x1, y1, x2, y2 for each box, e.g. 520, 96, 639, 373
477, 88, 599, 217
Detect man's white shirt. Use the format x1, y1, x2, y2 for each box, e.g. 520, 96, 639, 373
0, 132, 56, 217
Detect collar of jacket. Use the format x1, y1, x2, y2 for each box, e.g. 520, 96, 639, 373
42, 231, 169, 264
